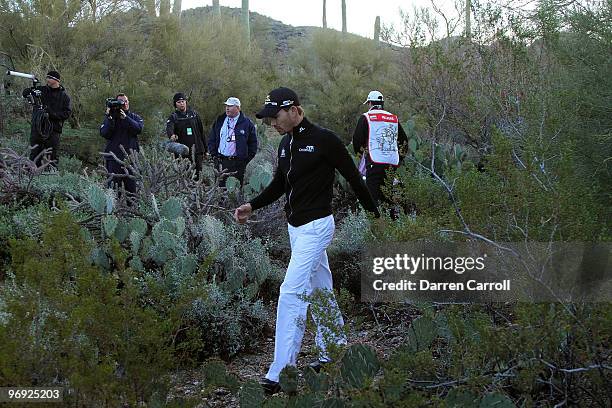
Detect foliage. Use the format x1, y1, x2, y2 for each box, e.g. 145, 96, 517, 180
0, 1, 610, 406
0, 211, 174, 405
287, 30, 402, 142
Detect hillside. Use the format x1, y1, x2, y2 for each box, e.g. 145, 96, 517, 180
181, 6, 312, 54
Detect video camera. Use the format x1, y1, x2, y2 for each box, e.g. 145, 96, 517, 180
24, 87, 42, 98
106, 98, 126, 110
6, 70, 42, 107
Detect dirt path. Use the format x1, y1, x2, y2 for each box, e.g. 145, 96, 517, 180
169, 305, 418, 407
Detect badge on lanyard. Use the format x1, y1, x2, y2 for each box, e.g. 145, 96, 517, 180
186, 127, 193, 136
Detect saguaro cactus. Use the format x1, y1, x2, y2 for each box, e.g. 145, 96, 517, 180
374, 15, 380, 43
159, 0, 170, 16
213, 0, 220, 16
465, 0, 471, 39
341, 0, 347, 33
145, 0, 156, 17
172, 0, 181, 16
242, 0, 250, 44
322, 0, 327, 28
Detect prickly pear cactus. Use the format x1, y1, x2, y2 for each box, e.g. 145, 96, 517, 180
226, 176, 240, 194
239, 379, 264, 408
160, 197, 182, 220
445, 389, 479, 407
320, 398, 345, 408
128, 218, 147, 235
91, 248, 110, 271
263, 397, 285, 408
406, 316, 437, 352
304, 366, 330, 393
339, 344, 380, 389
87, 184, 113, 215
279, 364, 298, 395
129, 230, 143, 254
102, 215, 118, 237
114, 220, 130, 243
129, 256, 144, 272
292, 394, 321, 407
479, 393, 515, 407
247, 163, 273, 194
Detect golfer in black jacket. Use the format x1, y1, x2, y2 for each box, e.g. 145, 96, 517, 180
234, 87, 379, 394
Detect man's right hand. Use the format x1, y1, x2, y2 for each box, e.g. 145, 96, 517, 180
234, 203, 252, 224
170, 134, 178, 141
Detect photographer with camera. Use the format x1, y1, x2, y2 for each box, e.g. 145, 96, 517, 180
22, 70, 72, 168
165, 93, 206, 178
100, 93, 143, 197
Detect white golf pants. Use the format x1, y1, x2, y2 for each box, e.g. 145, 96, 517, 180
265, 215, 347, 382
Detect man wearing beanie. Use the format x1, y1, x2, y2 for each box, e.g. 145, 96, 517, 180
234, 87, 379, 394
166, 93, 206, 178
22, 70, 72, 168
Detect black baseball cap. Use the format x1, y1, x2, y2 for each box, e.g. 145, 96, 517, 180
256, 87, 301, 119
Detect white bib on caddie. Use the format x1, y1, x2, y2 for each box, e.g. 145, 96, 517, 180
364, 109, 400, 165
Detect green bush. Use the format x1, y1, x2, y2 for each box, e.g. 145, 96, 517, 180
0, 211, 174, 405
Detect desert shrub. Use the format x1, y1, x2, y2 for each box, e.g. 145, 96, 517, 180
0, 211, 174, 405
287, 30, 401, 143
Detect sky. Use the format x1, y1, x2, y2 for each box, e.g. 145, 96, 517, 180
181, 0, 460, 39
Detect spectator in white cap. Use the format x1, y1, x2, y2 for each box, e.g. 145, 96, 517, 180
352, 90, 408, 208
207, 96, 258, 187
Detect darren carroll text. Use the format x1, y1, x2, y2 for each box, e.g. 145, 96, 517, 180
373, 279, 511, 291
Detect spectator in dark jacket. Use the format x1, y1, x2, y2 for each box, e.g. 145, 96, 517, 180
22, 70, 72, 168
166, 92, 206, 178
207, 97, 257, 187
100, 93, 143, 197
